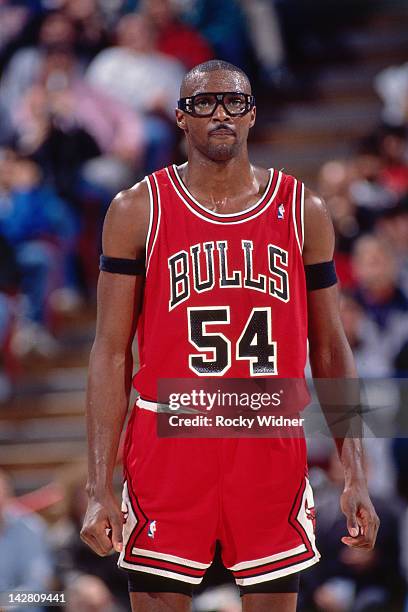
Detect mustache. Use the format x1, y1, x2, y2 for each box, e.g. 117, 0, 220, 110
209, 124, 236, 135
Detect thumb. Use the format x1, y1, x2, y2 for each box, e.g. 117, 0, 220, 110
345, 503, 359, 537
110, 510, 124, 553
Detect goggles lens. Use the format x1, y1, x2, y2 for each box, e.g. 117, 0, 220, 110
178, 92, 254, 117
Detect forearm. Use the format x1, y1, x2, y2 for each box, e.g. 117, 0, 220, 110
309, 332, 366, 485
85, 342, 132, 497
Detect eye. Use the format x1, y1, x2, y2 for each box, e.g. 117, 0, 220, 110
195, 96, 213, 108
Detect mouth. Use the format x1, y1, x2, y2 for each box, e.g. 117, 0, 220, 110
209, 128, 236, 137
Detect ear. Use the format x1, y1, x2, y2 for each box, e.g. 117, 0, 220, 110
249, 106, 256, 129
175, 109, 188, 132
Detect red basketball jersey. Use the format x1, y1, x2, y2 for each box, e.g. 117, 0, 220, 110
133, 164, 307, 401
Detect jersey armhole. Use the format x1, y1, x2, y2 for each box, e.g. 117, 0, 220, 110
292, 178, 305, 254
145, 174, 161, 274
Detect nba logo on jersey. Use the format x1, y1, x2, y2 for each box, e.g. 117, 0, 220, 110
148, 520, 157, 538
278, 203, 285, 219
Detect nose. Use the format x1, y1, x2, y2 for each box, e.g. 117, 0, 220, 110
212, 101, 230, 122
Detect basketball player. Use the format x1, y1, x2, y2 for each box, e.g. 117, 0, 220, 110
80, 60, 379, 612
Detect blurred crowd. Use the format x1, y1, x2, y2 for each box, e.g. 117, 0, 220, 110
0, 1, 408, 611
0, 0, 301, 394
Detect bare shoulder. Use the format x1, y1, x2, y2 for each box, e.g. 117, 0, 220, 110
303, 187, 335, 264
102, 179, 150, 259
253, 165, 272, 192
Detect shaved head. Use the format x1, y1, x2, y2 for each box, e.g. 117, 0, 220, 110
180, 60, 251, 97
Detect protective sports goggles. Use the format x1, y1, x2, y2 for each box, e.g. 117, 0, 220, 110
178, 92, 255, 117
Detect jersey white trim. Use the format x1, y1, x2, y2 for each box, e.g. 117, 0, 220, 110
145, 174, 162, 275
144, 176, 154, 269
300, 181, 305, 252
173, 165, 274, 218
167, 167, 282, 225
292, 179, 302, 255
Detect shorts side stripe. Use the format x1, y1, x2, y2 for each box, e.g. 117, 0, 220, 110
131, 547, 210, 570
235, 556, 320, 586
228, 543, 306, 572
128, 556, 206, 577
118, 559, 204, 585
232, 548, 316, 579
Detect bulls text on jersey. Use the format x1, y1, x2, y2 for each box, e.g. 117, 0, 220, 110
168, 239, 289, 310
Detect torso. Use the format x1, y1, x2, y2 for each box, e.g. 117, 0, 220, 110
133, 163, 309, 402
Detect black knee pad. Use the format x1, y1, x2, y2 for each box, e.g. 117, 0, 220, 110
239, 572, 300, 596
126, 570, 193, 596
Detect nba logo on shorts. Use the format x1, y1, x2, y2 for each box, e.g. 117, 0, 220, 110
148, 520, 157, 538
278, 203, 285, 219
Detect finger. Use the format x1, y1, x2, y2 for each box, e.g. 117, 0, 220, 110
81, 528, 112, 556
358, 509, 378, 548
93, 523, 115, 552
88, 532, 113, 556
109, 512, 125, 553
84, 523, 114, 555
341, 535, 372, 549
344, 503, 359, 537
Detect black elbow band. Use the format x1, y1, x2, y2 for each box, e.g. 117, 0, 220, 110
99, 255, 145, 276
305, 260, 337, 291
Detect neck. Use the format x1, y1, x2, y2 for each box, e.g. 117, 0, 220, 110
183, 147, 256, 200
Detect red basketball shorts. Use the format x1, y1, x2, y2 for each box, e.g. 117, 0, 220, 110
118, 399, 320, 586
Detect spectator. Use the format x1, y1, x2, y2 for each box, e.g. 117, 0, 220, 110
318, 160, 361, 285
87, 13, 183, 119
240, 0, 289, 88
0, 470, 54, 611
179, 0, 251, 70
349, 137, 396, 232
340, 292, 387, 377
377, 125, 408, 197
86, 13, 183, 173
61, 0, 109, 62
375, 201, 408, 296
375, 62, 408, 127
351, 234, 408, 375
141, 0, 214, 70
301, 451, 404, 612
0, 233, 20, 400
0, 3, 33, 70
16, 46, 144, 199
0, 12, 77, 126
0, 152, 77, 357
65, 574, 118, 612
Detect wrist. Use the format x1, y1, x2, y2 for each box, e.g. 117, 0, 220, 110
86, 482, 114, 500
343, 471, 367, 489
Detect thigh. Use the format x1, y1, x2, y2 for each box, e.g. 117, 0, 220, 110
242, 592, 298, 612
118, 405, 218, 583
130, 592, 191, 612
220, 437, 320, 585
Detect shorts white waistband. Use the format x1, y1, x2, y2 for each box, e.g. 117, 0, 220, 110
136, 397, 159, 412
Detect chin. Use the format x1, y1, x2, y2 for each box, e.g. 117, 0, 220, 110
207, 143, 238, 161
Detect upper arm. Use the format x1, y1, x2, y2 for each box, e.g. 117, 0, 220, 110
302, 188, 348, 354
94, 180, 150, 356
302, 188, 335, 265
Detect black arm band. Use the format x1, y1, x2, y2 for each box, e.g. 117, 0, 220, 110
304, 260, 337, 291
99, 255, 145, 276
